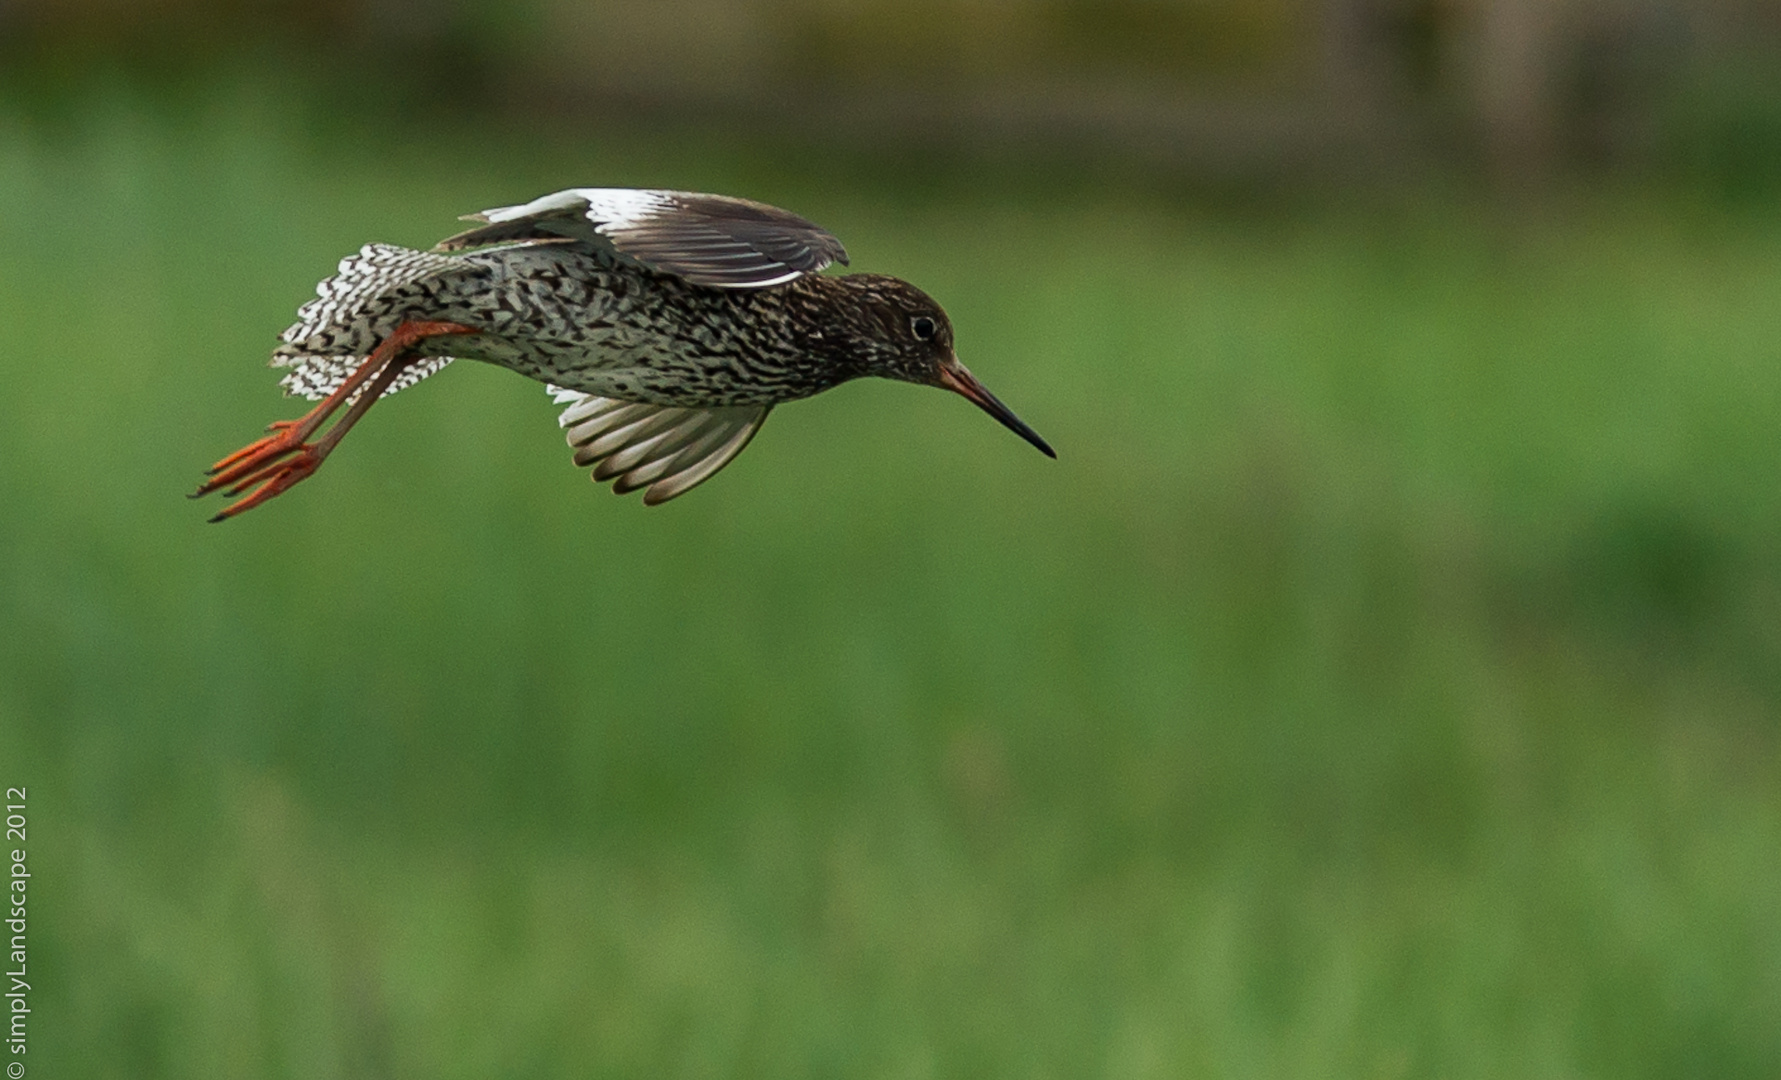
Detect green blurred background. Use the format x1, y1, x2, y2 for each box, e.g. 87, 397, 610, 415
2, 1, 1780, 1077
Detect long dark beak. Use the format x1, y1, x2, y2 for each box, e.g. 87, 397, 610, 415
937, 357, 1056, 458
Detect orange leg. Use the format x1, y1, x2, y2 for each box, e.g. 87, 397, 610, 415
193, 320, 478, 522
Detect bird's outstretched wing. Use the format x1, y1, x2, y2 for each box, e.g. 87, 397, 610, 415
437, 188, 849, 289
549, 387, 771, 505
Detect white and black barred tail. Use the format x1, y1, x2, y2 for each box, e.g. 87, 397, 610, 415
271, 243, 476, 401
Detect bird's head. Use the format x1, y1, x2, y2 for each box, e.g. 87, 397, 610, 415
822, 274, 1055, 458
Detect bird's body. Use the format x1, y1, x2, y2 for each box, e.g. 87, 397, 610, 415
194, 187, 1052, 519
279, 244, 895, 408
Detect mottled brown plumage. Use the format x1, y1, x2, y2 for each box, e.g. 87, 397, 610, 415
193, 188, 1052, 520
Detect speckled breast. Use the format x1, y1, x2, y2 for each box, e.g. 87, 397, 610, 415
442, 247, 826, 408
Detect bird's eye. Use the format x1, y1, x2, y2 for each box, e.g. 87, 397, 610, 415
911, 316, 937, 341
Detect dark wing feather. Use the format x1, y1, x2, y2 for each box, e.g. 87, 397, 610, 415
435, 188, 848, 290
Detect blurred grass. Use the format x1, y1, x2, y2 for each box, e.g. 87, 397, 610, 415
1, 77, 1779, 1079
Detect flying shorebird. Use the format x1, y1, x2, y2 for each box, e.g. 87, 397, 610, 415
191, 187, 1055, 521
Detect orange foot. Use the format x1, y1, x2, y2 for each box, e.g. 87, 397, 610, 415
192, 420, 306, 501
199, 447, 322, 523
191, 319, 478, 523
206, 419, 300, 475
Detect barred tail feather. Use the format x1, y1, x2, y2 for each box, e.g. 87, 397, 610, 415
270, 243, 475, 401
277, 354, 456, 402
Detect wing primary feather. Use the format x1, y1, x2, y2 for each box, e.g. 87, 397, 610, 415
557, 393, 630, 424
593, 424, 692, 480
566, 403, 657, 450
580, 410, 690, 470
576, 409, 689, 462
642, 413, 768, 504
596, 414, 719, 478
609, 436, 721, 491
564, 400, 653, 434
609, 418, 734, 493
551, 393, 770, 504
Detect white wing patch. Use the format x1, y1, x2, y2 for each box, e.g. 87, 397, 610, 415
550, 387, 770, 505
483, 188, 672, 230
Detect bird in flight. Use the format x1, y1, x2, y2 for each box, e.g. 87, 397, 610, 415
192, 187, 1054, 521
